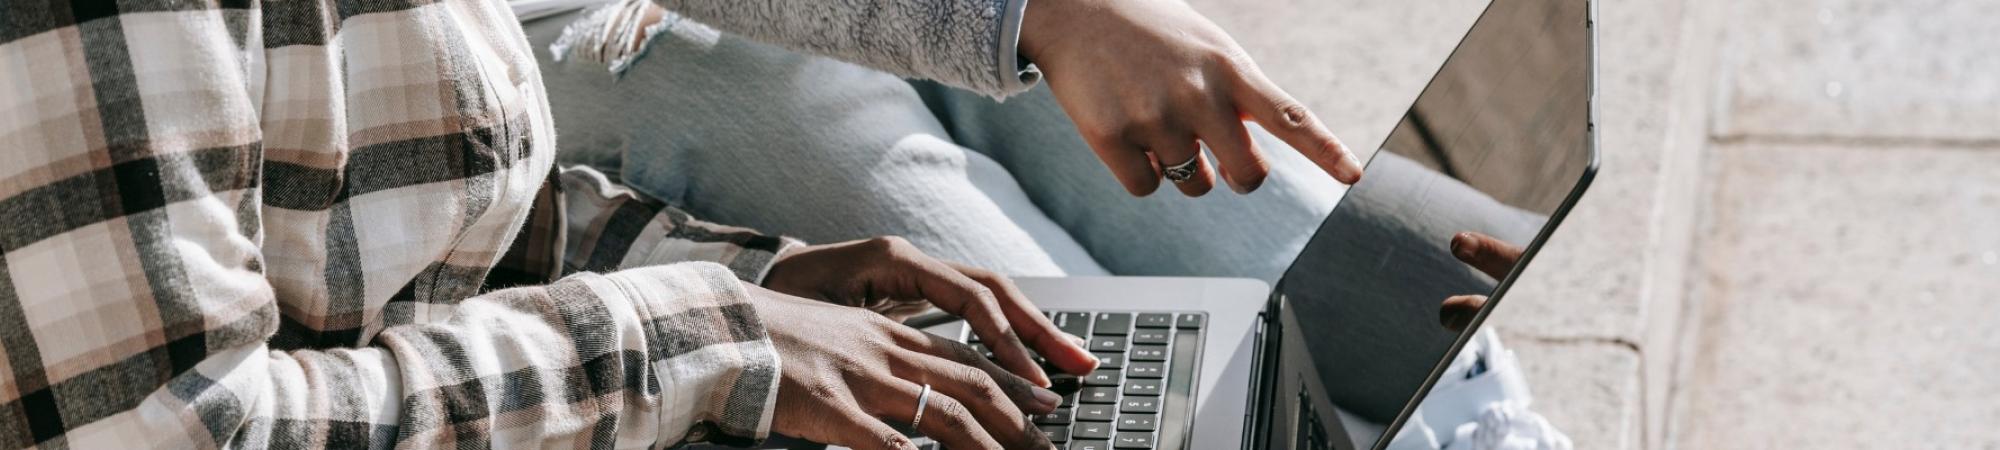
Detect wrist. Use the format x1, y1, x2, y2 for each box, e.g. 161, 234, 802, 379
1019, 0, 1066, 62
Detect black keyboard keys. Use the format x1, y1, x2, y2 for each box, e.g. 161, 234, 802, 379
1113, 433, 1154, 448
1093, 352, 1125, 369
1123, 379, 1163, 396
1130, 345, 1168, 362
1131, 328, 1171, 345
1074, 404, 1116, 422
1073, 422, 1115, 440
1117, 414, 1158, 432
1083, 369, 1123, 386
1092, 313, 1132, 336
1080, 387, 1119, 404
1059, 312, 1093, 338
1135, 313, 1174, 328
1035, 408, 1074, 425
1174, 313, 1204, 329
1126, 361, 1165, 379
1120, 397, 1159, 414
1089, 336, 1128, 352
1071, 441, 1111, 450
1041, 425, 1070, 443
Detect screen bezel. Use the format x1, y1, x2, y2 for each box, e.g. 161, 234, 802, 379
1367, 0, 1598, 446
1250, 0, 1601, 448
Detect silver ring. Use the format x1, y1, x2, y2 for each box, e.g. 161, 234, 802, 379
910, 383, 933, 428
1162, 155, 1201, 183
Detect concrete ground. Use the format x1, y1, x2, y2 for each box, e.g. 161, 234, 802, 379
1189, 0, 2000, 447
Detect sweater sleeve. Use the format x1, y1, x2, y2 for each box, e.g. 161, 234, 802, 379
662, 0, 1040, 98
541, 0, 1039, 98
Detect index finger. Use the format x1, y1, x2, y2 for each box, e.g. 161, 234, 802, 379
949, 262, 1099, 376
1230, 70, 1364, 184
899, 257, 1052, 387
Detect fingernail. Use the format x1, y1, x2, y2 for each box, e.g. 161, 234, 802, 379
1032, 386, 1062, 409
1343, 154, 1365, 183
1066, 334, 1089, 348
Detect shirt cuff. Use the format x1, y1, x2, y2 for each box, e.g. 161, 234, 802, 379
607, 262, 782, 446
994, 0, 1043, 97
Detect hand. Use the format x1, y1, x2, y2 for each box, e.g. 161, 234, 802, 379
1020, 0, 1364, 197
762, 237, 1098, 387
1439, 232, 1523, 332
749, 285, 1061, 449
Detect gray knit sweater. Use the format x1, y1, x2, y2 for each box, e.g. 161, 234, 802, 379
541, 0, 1041, 98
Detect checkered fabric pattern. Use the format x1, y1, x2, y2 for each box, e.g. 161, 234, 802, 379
0, 0, 800, 448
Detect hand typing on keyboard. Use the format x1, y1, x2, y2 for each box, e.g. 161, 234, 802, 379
975, 311, 1206, 449
749, 286, 1066, 449
763, 236, 1101, 386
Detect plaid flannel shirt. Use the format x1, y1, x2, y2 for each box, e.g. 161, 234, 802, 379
0, 0, 809, 448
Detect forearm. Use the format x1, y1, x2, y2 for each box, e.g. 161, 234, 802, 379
556, 166, 802, 283
237, 264, 779, 447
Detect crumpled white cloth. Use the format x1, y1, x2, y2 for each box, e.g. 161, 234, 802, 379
1387, 330, 1573, 450
1448, 401, 1573, 450
543, 0, 720, 76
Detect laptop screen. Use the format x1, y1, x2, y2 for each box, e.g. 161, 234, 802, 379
1269, 0, 1593, 448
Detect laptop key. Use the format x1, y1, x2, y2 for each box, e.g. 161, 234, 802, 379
1041, 425, 1071, 443
1050, 374, 1082, 407
1035, 407, 1075, 425
1130, 345, 1168, 362
1117, 414, 1158, 432
1113, 432, 1155, 448
1089, 336, 1129, 352
1123, 379, 1163, 396
1084, 369, 1123, 386
1131, 328, 1171, 345
1126, 361, 1165, 379
1093, 352, 1126, 369
1120, 397, 1159, 413
1135, 313, 1173, 328
1093, 313, 1133, 336
1073, 422, 1115, 440
1080, 387, 1119, 404
1075, 404, 1117, 422
1071, 440, 1112, 450
1175, 313, 1205, 329
1059, 312, 1093, 338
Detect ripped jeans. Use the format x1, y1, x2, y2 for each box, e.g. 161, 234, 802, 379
522, 10, 1343, 282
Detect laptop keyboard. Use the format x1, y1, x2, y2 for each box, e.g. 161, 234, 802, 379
960, 311, 1206, 450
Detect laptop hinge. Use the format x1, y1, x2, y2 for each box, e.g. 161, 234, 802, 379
1243, 292, 1286, 449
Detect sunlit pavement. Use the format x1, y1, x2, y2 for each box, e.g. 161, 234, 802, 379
1191, 0, 2000, 447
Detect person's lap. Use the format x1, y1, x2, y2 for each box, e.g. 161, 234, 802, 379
526, 11, 1340, 282
526, 12, 1105, 277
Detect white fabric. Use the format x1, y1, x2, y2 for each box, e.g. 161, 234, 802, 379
1388, 330, 1573, 450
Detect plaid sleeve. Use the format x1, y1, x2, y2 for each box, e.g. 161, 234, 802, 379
557, 166, 804, 284
363, 262, 783, 447
0, 2, 778, 448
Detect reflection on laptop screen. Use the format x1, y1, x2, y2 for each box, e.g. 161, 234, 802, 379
1273, 0, 1591, 448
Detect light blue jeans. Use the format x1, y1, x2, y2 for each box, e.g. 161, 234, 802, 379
524, 13, 1343, 282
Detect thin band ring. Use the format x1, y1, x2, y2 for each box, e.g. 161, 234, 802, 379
1162, 155, 1201, 183
910, 383, 933, 428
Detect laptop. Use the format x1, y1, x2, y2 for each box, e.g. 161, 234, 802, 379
930, 0, 1598, 448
